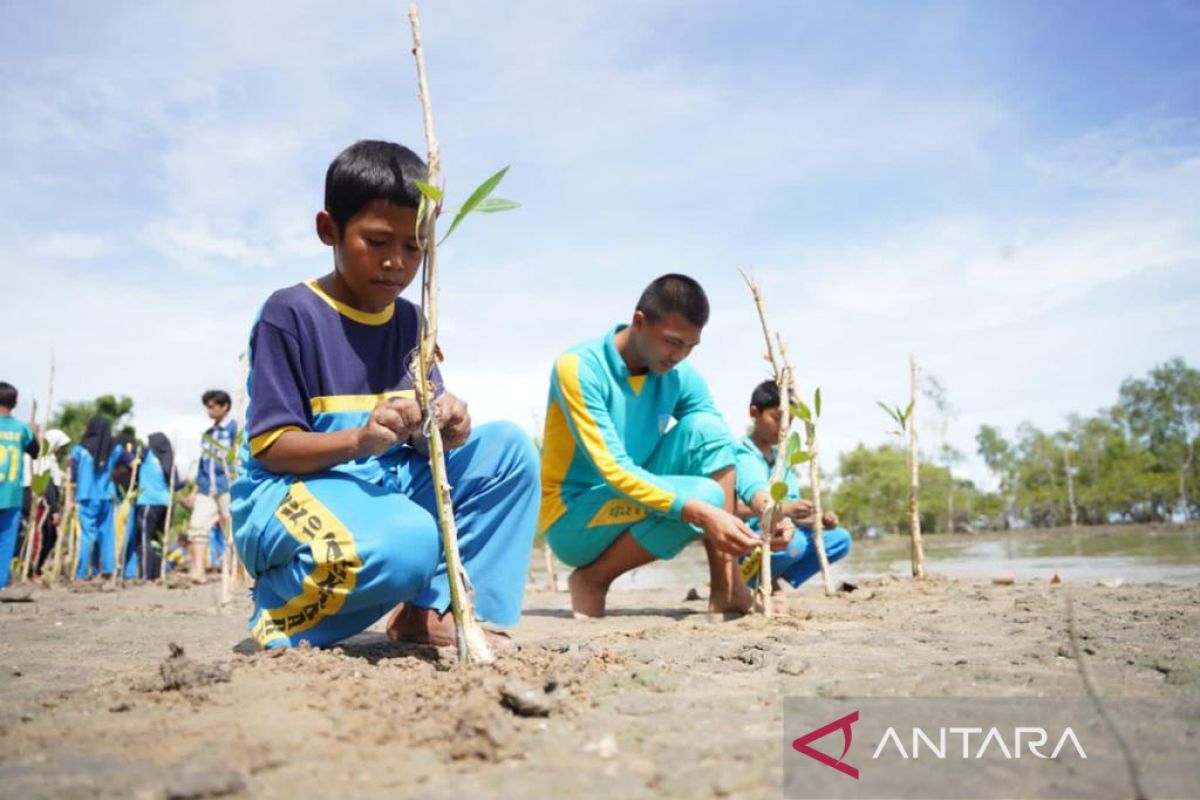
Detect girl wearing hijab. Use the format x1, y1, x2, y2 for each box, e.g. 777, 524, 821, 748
127, 433, 181, 580
69, 416, 127, 579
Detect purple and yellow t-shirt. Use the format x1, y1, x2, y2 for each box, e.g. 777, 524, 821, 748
239, 279, 443, 488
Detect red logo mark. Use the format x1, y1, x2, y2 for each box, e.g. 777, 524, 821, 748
792, 710, 860, 780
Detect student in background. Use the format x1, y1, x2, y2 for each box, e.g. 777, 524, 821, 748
70, 416, 128, 580
0, 382, 39, 588
128, 433, 182, 580
186, 390, 237, 584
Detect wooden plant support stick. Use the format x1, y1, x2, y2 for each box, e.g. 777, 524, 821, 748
113, 454, 141, 586
408, 2, 493, 664
740, 270, 788, 615
52, 468, 73, 581
218, 457, 237, 605
779, 338, 835, 597
542, 540, 558, 592
159, 455, 177, 587
908, 353, 926, 579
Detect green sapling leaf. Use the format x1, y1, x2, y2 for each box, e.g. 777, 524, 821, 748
795, 401, 812, 422
439, 165, 511, 244
876, 400, 898, 422
771, 482, 788, 503
472, 197, 520, 213
413, 180, 444, 203
789, 450, 813, 466
814, 387, 822, 418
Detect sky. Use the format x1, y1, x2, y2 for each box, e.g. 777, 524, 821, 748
2, 0, 1198, 485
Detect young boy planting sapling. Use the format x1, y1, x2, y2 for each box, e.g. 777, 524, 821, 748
232, 140, 539, 649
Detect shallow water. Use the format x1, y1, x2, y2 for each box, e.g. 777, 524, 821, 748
609, 523, 1200, 589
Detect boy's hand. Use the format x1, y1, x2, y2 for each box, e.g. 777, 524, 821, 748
434, 392, 471, 449
768, 515, 795, 551
359, 397, 423, 456
784, 498, 814, 520
684, 500, 759, 556
821, 510, 839, 530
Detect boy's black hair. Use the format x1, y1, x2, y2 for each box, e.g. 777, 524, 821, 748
324, 140, 428, 232
635, 274, 710, 328
0, 382, 16, 410
750, 380, 780, 411
202, 390, 231, 409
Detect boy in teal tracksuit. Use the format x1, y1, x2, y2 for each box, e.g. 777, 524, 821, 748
539, 275, 760, 618
734, 380, 851, 590
0, 382, 39, 588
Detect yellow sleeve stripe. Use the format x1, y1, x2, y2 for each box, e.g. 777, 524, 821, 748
556, 353, 675, 513
249, 426, 303, 456
310, 390, 416, 413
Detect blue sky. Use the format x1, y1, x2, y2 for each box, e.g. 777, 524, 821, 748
2, 1, 1198, 485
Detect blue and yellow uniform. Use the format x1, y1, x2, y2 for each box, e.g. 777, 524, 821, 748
539, 325, 736, 566
734, 436, 851, 588
71, 443, 125, 579
232, 280, 539, 649
0, 416, 37, 587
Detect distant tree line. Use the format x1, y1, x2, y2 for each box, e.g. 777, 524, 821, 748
830, 357, 1199, 535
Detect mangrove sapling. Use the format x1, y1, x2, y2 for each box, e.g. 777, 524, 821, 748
740, 270, 836, 609
787, 364, 835, 598
876, 353, 926, 578
408, 2, 520, 663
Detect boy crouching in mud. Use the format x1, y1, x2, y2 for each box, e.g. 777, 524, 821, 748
232, 140, 539, 650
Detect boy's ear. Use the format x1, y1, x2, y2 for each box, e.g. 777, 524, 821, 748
316, 211, 340, 245
631, 309, 647, 331
749, 405, 760, 421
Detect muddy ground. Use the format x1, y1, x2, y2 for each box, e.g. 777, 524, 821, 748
0, 562, 1196, 799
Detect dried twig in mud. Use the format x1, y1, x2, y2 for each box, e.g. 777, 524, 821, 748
407, 2, 493, 665
740, 269, 834, 611
1064, 591, 1146, 800
907, 354, 926, 579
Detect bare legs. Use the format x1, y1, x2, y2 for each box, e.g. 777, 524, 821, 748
567, 466, 753, 618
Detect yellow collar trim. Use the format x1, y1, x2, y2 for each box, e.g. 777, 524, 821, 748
305, 279, 395, 325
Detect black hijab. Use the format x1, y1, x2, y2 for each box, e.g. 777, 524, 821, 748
80, 416, 114, 476
148, 432, 174, 486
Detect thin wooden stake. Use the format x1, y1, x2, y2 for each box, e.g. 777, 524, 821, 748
908, 353, 926, 579
159, 445, 177, 587
408, 2, 493, 664
778, 338, 835, 597
52, 467, 73, 581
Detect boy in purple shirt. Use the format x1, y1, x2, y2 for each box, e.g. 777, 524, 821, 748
232, 140, 539, 649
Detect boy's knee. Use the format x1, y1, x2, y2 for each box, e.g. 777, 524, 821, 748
825, 528, 852, 561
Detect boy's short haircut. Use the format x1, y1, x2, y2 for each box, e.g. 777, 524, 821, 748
0, 382, 16, 409
325, 140, 428, 231
635, 274, 710, 328
202, 389, 232, 409
750, 380, 780, 411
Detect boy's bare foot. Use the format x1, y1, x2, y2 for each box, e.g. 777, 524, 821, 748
707, 578, 754, 615
385, 604, 516, 653
188, 573, 208, 585
567, 569, 609, 619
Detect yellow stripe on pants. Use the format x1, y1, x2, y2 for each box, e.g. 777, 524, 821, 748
250, 481, 362, 648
